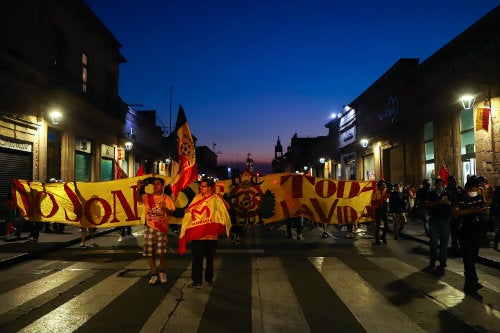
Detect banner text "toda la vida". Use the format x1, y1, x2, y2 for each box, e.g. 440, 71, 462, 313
278, 175, 375, 224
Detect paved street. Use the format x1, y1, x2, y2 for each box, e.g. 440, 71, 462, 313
0, 219, 499, 333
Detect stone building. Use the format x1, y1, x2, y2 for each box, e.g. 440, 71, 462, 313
0, 0, 168, 219
328, 5, 500, 188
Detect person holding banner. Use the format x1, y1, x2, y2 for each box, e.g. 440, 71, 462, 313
137, 177, 175, 285
371, 179, 390, 245
180, 177, 231, 288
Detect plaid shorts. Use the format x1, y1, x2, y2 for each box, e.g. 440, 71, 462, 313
143, 226, 168, 256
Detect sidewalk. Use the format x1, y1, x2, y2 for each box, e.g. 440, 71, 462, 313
0, 225, 119, 269
397, 217, 500, 269
1, 219, 499, 270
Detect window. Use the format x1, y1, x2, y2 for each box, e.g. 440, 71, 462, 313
459, 108, 476, 181
424, 122, 434, 179
82, 52, 88, 93
460, 108, 475, 155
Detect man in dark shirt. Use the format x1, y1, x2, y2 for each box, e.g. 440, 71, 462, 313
446, 175, 463, 253
389, 183, 408, 240
415, 179, 432, 237
426, 178, 452, 273
452, 176, 488, 293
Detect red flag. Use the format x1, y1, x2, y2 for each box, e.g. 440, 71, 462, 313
439, 165, 449, 186
114, 159, 128, 179
170, 105, 198, 198
136, 163, 145, 176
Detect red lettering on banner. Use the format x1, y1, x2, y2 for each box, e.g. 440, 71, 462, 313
337, 206, 358, 223
280, 174, 315, 199
314, 180, 336, 198
12, 179, 32, 217
63, 183, 83, 222
298, 204, 315, 221
36, 192, 58, 218
310, 198, 339, 223
84, 197, 112, 225
335, 181, 361, 199
280, 200, 291, 219
361, 181, 376, 193
110, 187, 139, 222
359, 205, 373, 219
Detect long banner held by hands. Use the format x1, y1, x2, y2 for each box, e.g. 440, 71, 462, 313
12, 173, 375, 228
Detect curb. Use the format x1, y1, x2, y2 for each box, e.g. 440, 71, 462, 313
400, 230, 500, 270
0, 228, 120, 269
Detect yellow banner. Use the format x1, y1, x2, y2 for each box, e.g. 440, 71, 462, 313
13, 173, 375, 227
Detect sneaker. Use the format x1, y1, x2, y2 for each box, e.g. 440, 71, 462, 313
148, 275, 158, 285
322, 232, 328, 238
204, 281, 215, 286
159, 272, 167, 284
464, 283, 483, 292
297, 233, 303, 240
79, 242, 86, 248
188, 282, 202, 289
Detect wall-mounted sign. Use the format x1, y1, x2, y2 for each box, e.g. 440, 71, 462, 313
101, 144, 115, 159
75, 137, 92, 153
339, 109, 356, 131
0, 137, 32, 152
338, 127, 356, 148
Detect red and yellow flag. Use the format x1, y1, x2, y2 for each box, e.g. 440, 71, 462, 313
170, 105, 198, 198
475, 101, 491, 131
178, 193, 231, 254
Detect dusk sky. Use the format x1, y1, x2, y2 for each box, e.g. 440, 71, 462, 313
85, 0, 499, 171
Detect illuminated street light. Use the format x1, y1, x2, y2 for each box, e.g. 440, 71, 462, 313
124, 141, 133, 150
360, 138, 369, 147
459, 95, 475, 109
49, 110, 62, 125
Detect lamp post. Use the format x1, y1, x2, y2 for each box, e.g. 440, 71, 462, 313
459, 95, 475, 109
49, 110, 62, 125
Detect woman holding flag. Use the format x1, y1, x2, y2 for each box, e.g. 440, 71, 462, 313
179, 177, 231, 288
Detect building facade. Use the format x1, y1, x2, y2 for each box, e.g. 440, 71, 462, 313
0, 0, 168, 220
337, 5, 500, 187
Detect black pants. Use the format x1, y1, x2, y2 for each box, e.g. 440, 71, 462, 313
191, 240, 217, 284
460, 234, 480, 287
374, 210, 388, 242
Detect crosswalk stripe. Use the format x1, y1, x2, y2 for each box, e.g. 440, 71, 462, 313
18, 257, 145, 333
368, 257, 500, 332
140, 259, 221, 333
0, 263, 93, 317
251, 257, 310, 333
309, 256, 426, 333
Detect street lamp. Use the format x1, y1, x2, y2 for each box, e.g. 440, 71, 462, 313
49, 110, 62, 125
360, 138, 369, 147
459, 95, 475, 110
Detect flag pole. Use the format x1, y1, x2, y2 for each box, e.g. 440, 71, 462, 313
169, 85, 173, 135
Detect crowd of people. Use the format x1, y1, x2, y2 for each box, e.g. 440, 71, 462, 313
370, 174, 500, 294
3, 173, 500, 295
